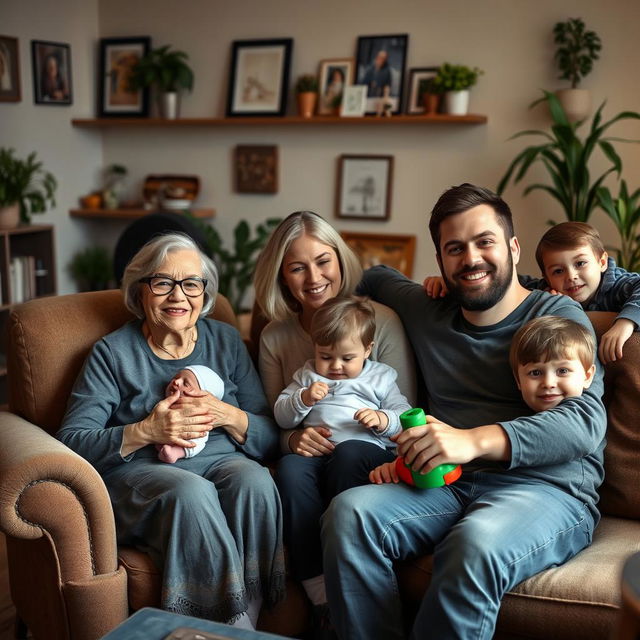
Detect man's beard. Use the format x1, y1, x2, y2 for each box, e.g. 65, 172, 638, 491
442, 252, 514, 311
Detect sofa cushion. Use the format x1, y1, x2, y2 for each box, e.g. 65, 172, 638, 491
398, 515, 640, 639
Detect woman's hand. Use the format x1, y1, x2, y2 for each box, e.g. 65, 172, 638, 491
369, 459, 400, 484
122, 389, 214, 456
288, 426, 335, 457
174, 389, 249, 444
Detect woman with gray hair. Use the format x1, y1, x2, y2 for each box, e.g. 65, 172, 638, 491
58, 233, 284, 630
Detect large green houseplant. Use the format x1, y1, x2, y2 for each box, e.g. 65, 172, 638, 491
497, 91, 640, 224
0, 148, 57, 225
129, 45, 194, 118
68, 246, 113, 291
189, 216, 281, 314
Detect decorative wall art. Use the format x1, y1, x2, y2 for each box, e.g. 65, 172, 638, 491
336, 154, 393, 220
355, 34, 408, 115
226, 38, 293, 117
31, 40, 72, 105
317, 57, 354, 115
0, 35, 21, 102
234, 145, 278, 193
341, 231, 416, 278
340, 85, 367, 117
98, 36, 150, 117
406, 66, 439, 114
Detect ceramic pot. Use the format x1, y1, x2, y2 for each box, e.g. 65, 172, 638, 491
423, 93, 440, 115
160, 91, 180, 119
555, 88, 591, 123
443, 90, 470, 115
297, 92, 317, 118
0, 203, 20, 228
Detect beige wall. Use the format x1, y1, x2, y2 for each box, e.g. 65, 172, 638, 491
3, 0, 640, 293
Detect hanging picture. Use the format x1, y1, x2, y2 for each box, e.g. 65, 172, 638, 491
355, 34, 408, 115
234, 145, 279, 193
317, 57, 354, 115
0, 35, 21, 102
340, 85, 367, 117
406, 66, 439, 114
98, 36, 151, 117
336, 154, 393, 220
31, 40, 72, 105
341, 231, 416, 278
226, 38, 293, 117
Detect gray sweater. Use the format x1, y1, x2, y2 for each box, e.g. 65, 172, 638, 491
58, 319, 279, 475
359, 266, 607, 522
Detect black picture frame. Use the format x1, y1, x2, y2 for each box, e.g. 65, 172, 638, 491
97, 36, 151, 118
0, 35, 21, 102
226, 38, 293, 117
355, 34, 408, 115
31, 40, 72, 105
406, 66, 439, 114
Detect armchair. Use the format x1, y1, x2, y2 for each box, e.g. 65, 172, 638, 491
0, 290, 306, 640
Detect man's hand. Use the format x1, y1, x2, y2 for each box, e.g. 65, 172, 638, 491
301, 381, 329, 407
355, 408, 389, 432
599, 318, 634, 364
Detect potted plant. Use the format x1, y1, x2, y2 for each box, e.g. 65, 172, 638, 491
129, 44, 194, 119
68, 246, 113, 291
102, 163, 128, 210
432, 63, 483, 115
295, 74, 318, 118
497, 91, 640, 224
0, 147, 57, 227
418, 77, 442, 115
553, 17, 602, 122
596, 181, 640, 272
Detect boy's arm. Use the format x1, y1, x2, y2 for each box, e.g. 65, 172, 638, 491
273, 372, 313, 429
604, 266, 640, 329
518, 273, 547, 290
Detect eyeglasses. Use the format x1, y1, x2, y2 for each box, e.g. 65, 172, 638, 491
139, 276, 207, 297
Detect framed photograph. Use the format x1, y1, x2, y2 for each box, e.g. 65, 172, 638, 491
98, 36, 150, 117
0, 35, 21, 102
406, 66, 439, 114
336, 154, 393, 220
234, 145, 278, 193
226, 38, 293, 117
341, 231, 416, 278
355, 34, 408, 115
31, 40, 72, 105
317, 57, 354, 115
340, 85, 367, 117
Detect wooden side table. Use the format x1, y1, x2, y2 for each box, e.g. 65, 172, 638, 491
614, 551, 640, 640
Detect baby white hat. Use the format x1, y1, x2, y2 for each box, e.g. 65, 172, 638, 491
184, 365, 225, 399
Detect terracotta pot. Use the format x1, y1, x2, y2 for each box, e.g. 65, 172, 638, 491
423, 93, 441, 115
297, 92, 317, 118
0, 203, 20, 228
554, 88, 591, 123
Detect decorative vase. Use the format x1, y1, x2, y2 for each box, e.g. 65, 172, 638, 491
443, 90, 470, 115
0, 203, 20, 228
296, 92, 317, 118
554, 88, 591, 123
423, 93, 441, 115
160, 91, 180, 119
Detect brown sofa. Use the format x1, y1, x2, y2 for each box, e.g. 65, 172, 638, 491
0, 291, 638, 639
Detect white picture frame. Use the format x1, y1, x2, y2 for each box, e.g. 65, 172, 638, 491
340, 84, 367, 117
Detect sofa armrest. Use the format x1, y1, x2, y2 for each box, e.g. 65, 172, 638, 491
0, 411, 120, 580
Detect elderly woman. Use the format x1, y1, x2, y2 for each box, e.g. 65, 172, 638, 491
253, 210, 415, 629
57, 233, 284, 630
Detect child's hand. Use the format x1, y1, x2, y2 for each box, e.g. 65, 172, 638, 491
599, 318, 635, 364
369, 459, 400, 484
301, 381, 329, 407
354, 408, 388, 432
423, 276, 448, 298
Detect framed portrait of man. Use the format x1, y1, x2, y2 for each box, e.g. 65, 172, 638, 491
355, 34, 408, 115
31, 40, 72, 105
0, 35, 21, 102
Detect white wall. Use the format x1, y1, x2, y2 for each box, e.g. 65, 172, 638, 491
3, 0, 640, 294
1, 0, 103, 294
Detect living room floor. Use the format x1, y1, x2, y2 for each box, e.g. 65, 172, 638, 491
0, 534, 15, 640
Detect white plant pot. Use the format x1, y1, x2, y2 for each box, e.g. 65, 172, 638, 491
554, 88, 591, 123
443, 90, 470, 115
0, 203, 20, 228
160, 91, 180, 119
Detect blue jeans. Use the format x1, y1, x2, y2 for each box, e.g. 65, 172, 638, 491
275, 440, 395, 581
321, 471, 595, 640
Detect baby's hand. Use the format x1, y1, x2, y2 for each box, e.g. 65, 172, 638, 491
354, 408, 388, 432
369, 459, 400, 484
301, 381, 329, 407
599, 318, 635, 364
423, 276, 448, 298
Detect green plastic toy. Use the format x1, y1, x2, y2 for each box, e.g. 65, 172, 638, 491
395, 408, 462, 488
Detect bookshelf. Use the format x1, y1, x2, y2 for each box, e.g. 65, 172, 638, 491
0, 225, 56, 405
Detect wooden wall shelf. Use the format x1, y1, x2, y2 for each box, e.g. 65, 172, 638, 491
71, 114, 487, 128
69, 208, 215, 220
